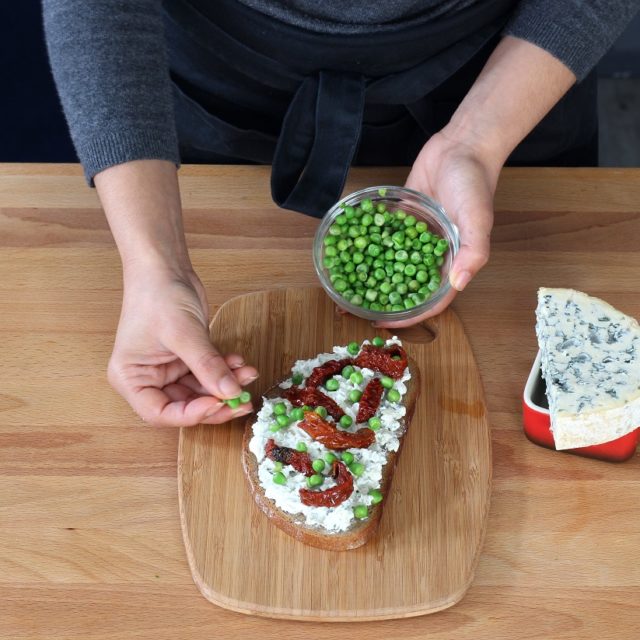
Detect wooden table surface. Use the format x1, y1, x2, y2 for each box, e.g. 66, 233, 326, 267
1, 164, 639, 640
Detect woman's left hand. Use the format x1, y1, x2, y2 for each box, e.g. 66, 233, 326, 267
375, 127, 502, 328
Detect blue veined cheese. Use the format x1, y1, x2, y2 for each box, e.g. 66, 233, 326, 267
535, 288, 640, 449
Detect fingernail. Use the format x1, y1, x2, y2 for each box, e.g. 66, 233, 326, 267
246, 374, 259, 382
220, 374, 242, 397
230, 360, 245, 370
450, 270, 471, 292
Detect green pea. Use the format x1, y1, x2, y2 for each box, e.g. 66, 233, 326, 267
349, 389, 362, 403
436, 256, 444, 267
379, 281, 392, 295
269, 423, 282, 433
422, 243, 434, 255
315, 406, 328, 418
296, 442, 307, 452
391, 231, 405, 247
347, 341, 360, 355
410, 251, 422, 264
302, 405, 312, 411
344, 205, 356, 218
291, 407, 305, 421
404, 215, 416, 227
273, 402, 287, 416
334, 279, 348, 293
349, 462, 365, 477
405, 226, 418, 239
395, 250, 408, 262
324, 452, 338, 465
273, 472, 287, 485
354, 236, 367, 251
324, 235, 337, 246
370, 489, 383, 504
365, 289, 378, 302
325, 378, 339, 391
341, 365, 354, 380
306, 474, 324, 488
312, 459, 326, 473
415, 221, 428, 233
416, 270, 428, 283
349, 371, 364, 385
365, 277, 377, 289
353, 505, 368, 519
274, 461, 283, 472
328, 224, 342, 236
361, 198, 374, 213
427, 280, 440, 292
395, 209, 407, 220
239, 391, 251, 404
388, 291, 402, 305
391, 272, 404, 285
387, 389, 401, 403
347, 225, 360, 238
408, 279, 419, 292
379, 293, 389, 305
393, 261, 405, 273
395, 283, 408, 295
370, 302, 383, 311
374, 213, 386, 226
371, 336, 385, 347
341, 451, 354, 465
391, 304, 404, 311
292, 372, 304, 385
404, 298, 416, 310
340, 415, 353, 428
226, 397, 241, 409
380, 376, 394, 389
367, 244, 381, 258
377, 188, 387, 197
276, 414, 291, 427
351, 294, 364, 306
423, 254, 436, 266
361, 213, 373, 227
325, 245, 337, 258
404, 264, 417, 277
368, 416, 382, 430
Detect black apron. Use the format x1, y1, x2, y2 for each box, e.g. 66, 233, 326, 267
162, 0, 597, 217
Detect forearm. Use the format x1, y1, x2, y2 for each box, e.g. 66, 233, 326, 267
443, 35, 575, 167
95, 160, 191, 277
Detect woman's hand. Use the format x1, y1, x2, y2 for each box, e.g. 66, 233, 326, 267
108, 264, 258, 428
375, 128, 501, 329
377, 36, 576, 329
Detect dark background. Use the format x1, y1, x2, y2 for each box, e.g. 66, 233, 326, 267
1, 2, 639, 166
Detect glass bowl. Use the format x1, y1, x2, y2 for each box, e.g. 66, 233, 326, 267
313, 186, 460, 323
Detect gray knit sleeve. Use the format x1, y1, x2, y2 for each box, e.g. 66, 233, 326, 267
504, 1, 640, 81
42, 0, 179, 184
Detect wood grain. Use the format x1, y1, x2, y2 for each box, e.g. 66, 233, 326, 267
178, 289, 490, 620
0, 165, 639, 638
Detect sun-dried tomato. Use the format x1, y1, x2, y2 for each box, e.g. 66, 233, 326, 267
299, 411, 375, 450
283, 386, 345, 421
299, 461, 354, 507
356, 378, 384, 423
265, 438, 314, 476
306, 358, 353, 388
355, 344, 408, 379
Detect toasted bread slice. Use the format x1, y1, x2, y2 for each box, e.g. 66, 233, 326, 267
242, 346, 420, 551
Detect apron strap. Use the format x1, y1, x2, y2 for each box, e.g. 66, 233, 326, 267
271, 71, 365, 217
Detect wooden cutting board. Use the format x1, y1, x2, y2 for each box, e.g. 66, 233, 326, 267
178, 287, 491, 621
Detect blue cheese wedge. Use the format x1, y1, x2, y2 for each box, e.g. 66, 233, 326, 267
536, 288, 640, 450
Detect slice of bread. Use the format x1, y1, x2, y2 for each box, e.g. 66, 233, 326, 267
242, 346, 420, 551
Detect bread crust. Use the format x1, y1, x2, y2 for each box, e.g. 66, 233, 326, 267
242, 355, 420, 551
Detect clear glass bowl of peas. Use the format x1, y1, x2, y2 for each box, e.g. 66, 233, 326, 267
313, 186, 460, 322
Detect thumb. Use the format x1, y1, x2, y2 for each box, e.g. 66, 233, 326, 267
171, 328, 242, 400
449, 238, 490, 292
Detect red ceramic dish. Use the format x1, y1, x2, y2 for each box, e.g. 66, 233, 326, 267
523, 351, 639, 462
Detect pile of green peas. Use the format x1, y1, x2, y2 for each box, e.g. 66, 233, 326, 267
322, 194, 450, 312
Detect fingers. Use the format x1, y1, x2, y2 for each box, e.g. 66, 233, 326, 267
172, 330, 244, 400
449, 202, 492, 292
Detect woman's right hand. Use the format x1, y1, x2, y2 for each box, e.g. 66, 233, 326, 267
108, 264, 258, 428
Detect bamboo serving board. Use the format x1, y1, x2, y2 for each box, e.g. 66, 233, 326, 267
178, 287, 491, 621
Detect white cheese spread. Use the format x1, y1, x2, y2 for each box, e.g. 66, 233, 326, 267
249, 337, 411, 532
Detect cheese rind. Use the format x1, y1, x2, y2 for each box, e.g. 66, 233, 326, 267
535, 288, 640, 450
